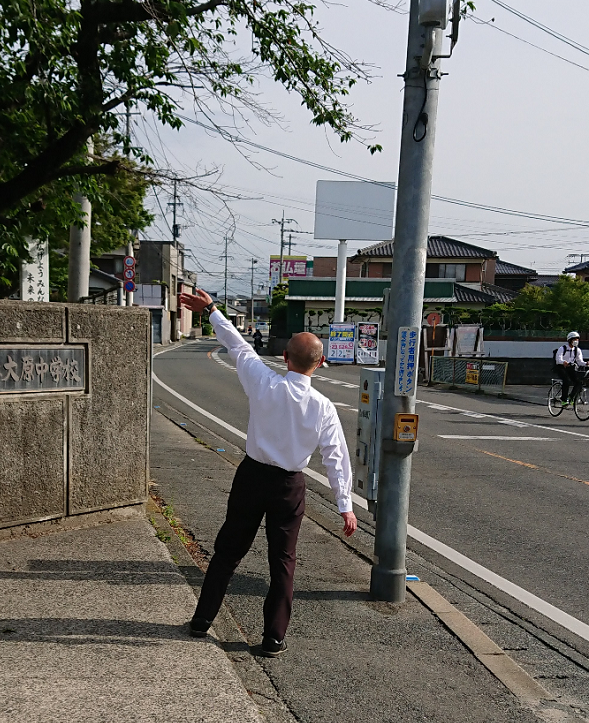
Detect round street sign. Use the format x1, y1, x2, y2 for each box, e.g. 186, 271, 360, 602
124, 280, 136, 292
123, 268, 135, 280
426, 312, 442, 326
123, 255, 135, 267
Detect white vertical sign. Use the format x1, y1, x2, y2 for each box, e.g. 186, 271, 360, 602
20, 238, 49, 302
394, 326, 419, 396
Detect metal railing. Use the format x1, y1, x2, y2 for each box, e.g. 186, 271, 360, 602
430, 357, 508, 393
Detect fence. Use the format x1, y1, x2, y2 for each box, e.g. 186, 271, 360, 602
430, 357, 508, 394
80, 286, 121, 306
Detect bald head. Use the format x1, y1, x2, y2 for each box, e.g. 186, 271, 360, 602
285, 333, 324, 375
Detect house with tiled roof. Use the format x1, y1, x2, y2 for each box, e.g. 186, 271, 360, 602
350, 235, 521, 306
564, 260, 589, 282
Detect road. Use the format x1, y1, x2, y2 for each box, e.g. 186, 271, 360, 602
152, 337, 589, 649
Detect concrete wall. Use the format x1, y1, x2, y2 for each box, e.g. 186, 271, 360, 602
0, 301, 151, 531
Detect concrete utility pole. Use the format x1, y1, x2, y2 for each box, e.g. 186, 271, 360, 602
68, 138, 94, 302
250, 258, 258, 326
371, 0, 448, 603
124, 103, 139, 307
223, 236, 230, 308
168, 179, 183, 245
334, 239, 348, 323
272, 212, 296, 284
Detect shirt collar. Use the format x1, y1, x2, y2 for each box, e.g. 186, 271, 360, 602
285, 370, 312, 386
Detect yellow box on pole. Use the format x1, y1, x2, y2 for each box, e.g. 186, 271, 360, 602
393, 413, 419, 442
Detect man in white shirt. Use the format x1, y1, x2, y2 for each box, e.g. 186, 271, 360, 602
179, 289, 357, 657
554, 331, 588, 406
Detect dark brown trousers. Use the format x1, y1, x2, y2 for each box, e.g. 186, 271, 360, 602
194, 455, 306, 641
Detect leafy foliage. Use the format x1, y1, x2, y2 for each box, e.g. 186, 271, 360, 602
0, 0, 375, 221
438, 276, 589, 332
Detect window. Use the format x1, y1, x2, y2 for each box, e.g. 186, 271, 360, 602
438, 263, 465, 282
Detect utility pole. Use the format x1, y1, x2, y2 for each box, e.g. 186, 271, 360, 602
222, 236, 230, 309
124, 103, 138, 307
168, 179, 183, 246
68, 137, 94, 302
371, 0, 453, 603
272, 212, 296, 284
288, 233, 293, 255
250, 258, 258, 326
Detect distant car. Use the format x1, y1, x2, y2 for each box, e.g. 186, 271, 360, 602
255, 322, 269, 334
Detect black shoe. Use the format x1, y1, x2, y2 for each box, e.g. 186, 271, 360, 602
189, 615, 212, 637
260, 636, 288, 657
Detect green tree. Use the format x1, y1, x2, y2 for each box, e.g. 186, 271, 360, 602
0, 0, 380, 261
513, 276, 589, 331
0, 137, 154, 296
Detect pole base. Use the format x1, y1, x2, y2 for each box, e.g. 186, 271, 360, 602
370, 565, 407, 603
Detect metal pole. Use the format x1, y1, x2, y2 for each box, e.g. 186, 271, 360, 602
288, 233, 293, 255
334, 239, 348, 323
68, 138, 94, 302
371, 0, 444, 603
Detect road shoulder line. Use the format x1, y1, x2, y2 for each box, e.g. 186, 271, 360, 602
408, 581, 553, 705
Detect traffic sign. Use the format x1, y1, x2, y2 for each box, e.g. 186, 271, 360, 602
426, 311, 442, 326
124, 280, 136, 292
123, 268, 135, 280
124, 255, 135, 268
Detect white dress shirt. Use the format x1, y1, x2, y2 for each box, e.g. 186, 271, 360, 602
209, 310, 353, 513
555, 344, 587, 367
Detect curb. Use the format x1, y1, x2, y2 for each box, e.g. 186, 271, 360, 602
407, 581, 554, 705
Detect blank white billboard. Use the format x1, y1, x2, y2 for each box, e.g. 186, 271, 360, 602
313, 181, 395, 241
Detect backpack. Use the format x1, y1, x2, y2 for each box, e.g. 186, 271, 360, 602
553, 344, 577, 371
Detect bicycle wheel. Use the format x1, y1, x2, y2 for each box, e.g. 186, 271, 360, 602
547, 382, 564, 416
574, 387, 589, 421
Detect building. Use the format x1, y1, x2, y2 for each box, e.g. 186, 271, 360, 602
564, 260, 589, 282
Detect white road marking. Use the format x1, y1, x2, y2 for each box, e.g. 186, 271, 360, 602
152, 365, 589, 644
333, 402, 351, 407
438, 435, 557, 441
416, 399, 589, 441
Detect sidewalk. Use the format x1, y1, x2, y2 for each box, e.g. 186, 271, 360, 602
0, 407, 573, 723
0, 510, 264, 721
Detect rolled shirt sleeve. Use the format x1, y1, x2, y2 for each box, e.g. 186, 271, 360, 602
318, 403, 353, 513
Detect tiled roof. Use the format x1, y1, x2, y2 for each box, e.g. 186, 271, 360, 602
352, 236, 497, 261
454, 285, 496, 304
564, 261, 589, 273
495, 259, 536, 276
530, 275, 559, 287
481, 284, 518, 303
427, 236, 497, 260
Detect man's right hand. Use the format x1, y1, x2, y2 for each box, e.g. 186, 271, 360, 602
341, 511, 357, 537
179, 289, 215, 313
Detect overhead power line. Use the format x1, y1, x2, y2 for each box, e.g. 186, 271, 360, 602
489, 0, 589, 58
175, 113, 589, 229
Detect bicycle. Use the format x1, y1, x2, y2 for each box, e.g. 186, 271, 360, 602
547, 368, 589, 420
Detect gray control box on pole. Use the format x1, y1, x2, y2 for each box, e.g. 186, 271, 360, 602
354, 368, 386, 517
370, 0, 460, 604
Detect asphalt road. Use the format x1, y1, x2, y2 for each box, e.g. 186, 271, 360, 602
153, 337, 589, 637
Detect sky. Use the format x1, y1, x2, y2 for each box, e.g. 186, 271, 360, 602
132, 0, 589, 298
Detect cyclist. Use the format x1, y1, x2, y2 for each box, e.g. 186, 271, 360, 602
554, 331, 587, 406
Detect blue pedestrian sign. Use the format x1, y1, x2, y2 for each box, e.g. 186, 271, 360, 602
394, 326, 419, 396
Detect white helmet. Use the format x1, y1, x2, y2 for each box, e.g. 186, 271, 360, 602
567, 331, 580, 341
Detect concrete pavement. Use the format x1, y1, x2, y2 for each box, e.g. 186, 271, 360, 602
1, 400, 585, 722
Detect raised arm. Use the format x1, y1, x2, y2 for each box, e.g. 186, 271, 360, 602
179, 290, 272, 394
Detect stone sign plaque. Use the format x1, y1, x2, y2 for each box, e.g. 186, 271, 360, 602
0, 345, 86, 394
